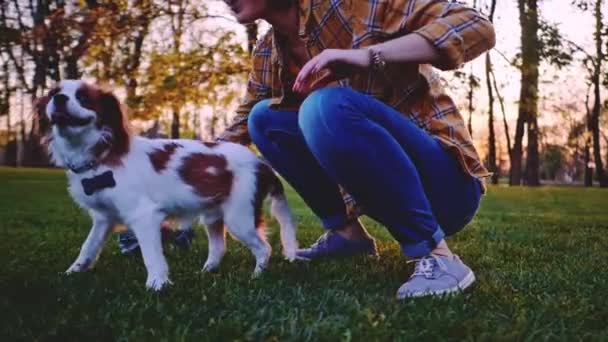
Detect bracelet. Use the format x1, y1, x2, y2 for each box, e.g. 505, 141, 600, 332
368, 47, 387, 73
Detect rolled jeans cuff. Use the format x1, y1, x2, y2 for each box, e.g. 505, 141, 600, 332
401, 226, 446, 258
321, 213, 353, 230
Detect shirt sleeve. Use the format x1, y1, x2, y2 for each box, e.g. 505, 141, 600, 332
217, 72, 271, 145
382, 0, 496, 70
217, 35, 273, 145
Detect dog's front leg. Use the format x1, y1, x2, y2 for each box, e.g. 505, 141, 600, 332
66, 212, 113, 274
129, 210, 171, 291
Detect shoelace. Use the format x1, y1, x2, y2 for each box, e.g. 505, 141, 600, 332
408, 254, 447, 279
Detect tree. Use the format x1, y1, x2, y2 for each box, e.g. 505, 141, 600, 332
511, 0, 540, 186
522, 0, 541, 186
585, 84, 594, 186
568, 0, 608, 187
138, 32, 248, 136
484, 0, 498, 184
589, 0, 608, 186
0, 0, 108, 166
510, 0, 572, 186
1, 59, 11, 143
540, 144, 566, 180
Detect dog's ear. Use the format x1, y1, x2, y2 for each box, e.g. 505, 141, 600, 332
99, 90, 123, 126
99, 90, 130, 153
33, 95, 51, 136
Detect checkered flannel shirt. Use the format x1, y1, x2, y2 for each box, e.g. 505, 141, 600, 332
219, 0, 496, 216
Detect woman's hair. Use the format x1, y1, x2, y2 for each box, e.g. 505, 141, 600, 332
270, 0, 296, 10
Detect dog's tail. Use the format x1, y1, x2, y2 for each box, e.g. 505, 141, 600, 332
256, 161, 298, 261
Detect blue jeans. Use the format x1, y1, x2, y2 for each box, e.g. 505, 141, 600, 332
248, 87, 482, 257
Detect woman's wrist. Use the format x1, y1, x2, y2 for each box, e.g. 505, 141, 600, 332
366, 47, 387, 73
367, 33, 440, 65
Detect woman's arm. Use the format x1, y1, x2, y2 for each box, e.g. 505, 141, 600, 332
368, 33, 441, 65
217, 32, 275, 144
294, 0, 495, 94
293, 33, 441, 93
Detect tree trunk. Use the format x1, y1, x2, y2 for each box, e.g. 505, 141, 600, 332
2, 61, 10, 137
592, 0, 607, 187
172, 110, 180, 139
585, 88, 594, 187
584, 140, 593, 186
485, 0, 498, 184
65, 56, 80, 79
1, 61, 14, 166
523, 0, 540, 186
510, 114, 526, 185
511, 1, 527, 186
467, 68, 474, 136
123, 0, 151, 109
512, 0, 540, 186
526, 113, 540, 186
603, 133, 608, 172
486, 52, 498, 184
169, 0, 184, 139
490, 67, 511, 159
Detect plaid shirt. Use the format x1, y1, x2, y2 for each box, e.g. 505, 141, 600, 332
220, 0, 495, 213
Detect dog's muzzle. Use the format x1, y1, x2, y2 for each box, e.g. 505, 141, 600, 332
51, 112, 93, 127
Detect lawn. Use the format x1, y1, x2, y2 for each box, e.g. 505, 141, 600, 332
1, 167, 607, 341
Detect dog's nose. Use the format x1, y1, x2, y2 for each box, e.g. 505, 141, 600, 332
53, 94, 69, 107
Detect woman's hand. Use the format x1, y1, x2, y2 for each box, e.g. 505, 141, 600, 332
293, 48, 370, 95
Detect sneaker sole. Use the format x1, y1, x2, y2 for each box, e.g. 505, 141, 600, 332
397, 270, 476, 299
294, 252, 379, 262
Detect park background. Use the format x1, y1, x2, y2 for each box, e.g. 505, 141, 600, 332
1, 0, 607, 340
0, 0, 607, 187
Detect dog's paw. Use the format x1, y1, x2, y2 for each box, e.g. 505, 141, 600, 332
201, 260, 220, 273
251, 263, 268, 279
283, 249, 296, 262
65, 258, 91, 274
145, 275, 172, 291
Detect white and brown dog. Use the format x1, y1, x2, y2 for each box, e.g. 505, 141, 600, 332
36, 80, 297, 290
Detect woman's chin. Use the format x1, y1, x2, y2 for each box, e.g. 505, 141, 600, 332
234, 9, 261, 24
235, 15, 254, 24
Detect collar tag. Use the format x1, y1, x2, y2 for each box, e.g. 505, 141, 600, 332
81, 170, 116, 196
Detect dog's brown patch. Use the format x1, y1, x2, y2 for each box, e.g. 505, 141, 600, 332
34, 90, 55, 138
253, 162, 284, 228
179, 153, 233, 203
33, 90, 56, 159
149, 143, 183, 172
76, 83, 131, 166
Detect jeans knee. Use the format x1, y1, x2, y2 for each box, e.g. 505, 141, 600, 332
247, 99, 274, 143
298, 87, 354, 140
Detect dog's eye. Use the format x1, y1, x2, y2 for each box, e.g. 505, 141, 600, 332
76, 91, 90, 106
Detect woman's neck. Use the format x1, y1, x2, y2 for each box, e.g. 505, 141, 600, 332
265, 3, 300, 44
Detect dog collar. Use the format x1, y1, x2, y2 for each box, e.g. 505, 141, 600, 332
68, 159, 100, 174
66, 137, 113, 174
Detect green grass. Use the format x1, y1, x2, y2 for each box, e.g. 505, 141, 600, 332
1, 167, 607, 341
